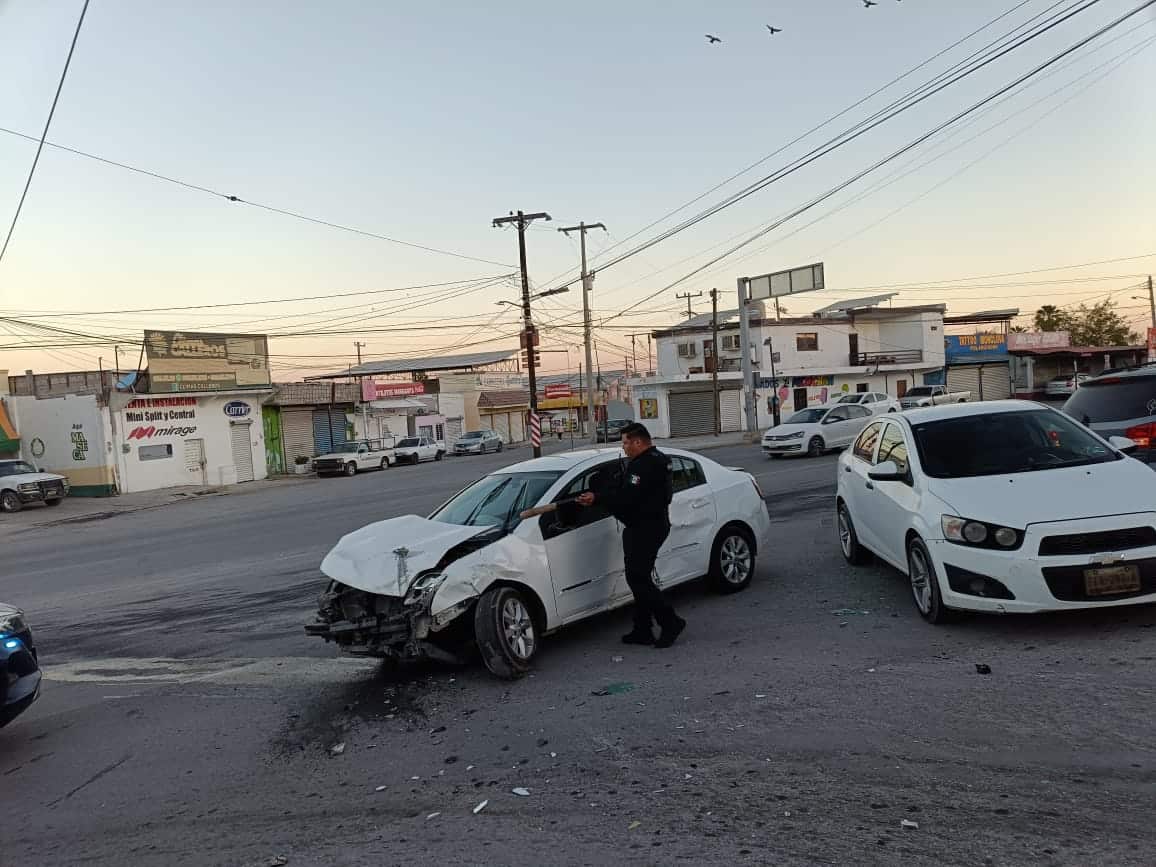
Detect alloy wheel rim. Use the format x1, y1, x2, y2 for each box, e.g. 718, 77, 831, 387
909, 547, 933, 614
720, 535, 751, 584
501, 597, 535, 660
838, 510, 852, 557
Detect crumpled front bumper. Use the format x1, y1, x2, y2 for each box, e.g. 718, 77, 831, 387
305, 581, 473, 664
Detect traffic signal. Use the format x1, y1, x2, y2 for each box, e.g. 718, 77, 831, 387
520, 349, 541, 367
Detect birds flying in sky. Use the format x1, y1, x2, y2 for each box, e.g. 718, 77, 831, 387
766, 25, 782, 35
863, 0, 878, 7
705, 34, 722, 43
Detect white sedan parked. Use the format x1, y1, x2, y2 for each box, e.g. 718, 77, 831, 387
830, 391, 902, 415
836, 401, 1155, 622
307, 448, 771, 678
762, 403, 874, 458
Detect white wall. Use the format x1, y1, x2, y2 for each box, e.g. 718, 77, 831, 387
632, 384, 670, 439
111, 394, 268, 493
8, 394, 118, 495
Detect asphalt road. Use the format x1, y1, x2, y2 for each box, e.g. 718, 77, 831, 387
3, 443, 1155, 867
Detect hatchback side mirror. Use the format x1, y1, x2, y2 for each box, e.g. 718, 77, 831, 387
868, 460, 906, 482
1108, 435, 1138, 453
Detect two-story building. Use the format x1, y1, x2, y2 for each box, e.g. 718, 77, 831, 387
631, 296, 948, 438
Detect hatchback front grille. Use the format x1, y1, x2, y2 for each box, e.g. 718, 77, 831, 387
1038, 527, 1156, 556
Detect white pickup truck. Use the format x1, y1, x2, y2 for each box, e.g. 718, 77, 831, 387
392, 435, 445, 465
899, 385, 971, 410
313, 439, 396, 477
0, 459, 70, 513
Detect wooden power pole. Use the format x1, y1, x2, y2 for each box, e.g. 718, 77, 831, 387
710, 288, 720, 436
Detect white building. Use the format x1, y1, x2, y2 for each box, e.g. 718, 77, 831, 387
632, 297, 947, 438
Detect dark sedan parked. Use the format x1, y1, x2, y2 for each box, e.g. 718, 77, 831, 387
1, 603, 41, 728
595, 419, 632, 443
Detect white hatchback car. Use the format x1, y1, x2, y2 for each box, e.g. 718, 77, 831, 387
829, 391, 902, 415
307, 448, 771, 678
836, 401, 1155, 622
762, 403, 874, 458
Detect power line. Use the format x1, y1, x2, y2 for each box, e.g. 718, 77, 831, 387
0, 0, 90, 268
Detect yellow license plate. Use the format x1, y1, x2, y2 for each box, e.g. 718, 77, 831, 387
1083, 565, 1141, 596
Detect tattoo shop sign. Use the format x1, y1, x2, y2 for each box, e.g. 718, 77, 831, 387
124, 396, 198, 440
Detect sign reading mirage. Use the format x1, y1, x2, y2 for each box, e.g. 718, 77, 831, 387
144, 330, 271, 393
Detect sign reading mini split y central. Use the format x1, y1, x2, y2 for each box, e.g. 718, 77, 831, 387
124, 396, 198, 440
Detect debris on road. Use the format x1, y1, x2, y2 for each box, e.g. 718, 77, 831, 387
512, 787, 530, 797
374, 785, 387, 792
592, 682, 634, 696
329, 742, 346, 756
426, 812, 441, 821
976, 663, 993, 675
755, 693, 767, 698
473, 799, 489, 814
612, 656, 623, 663
901, 819, 920, 830
430, 725, 447, 734
628, 821, 641, 830
445, 755, 459, 764
550, 752, 557, 758
536, 738, 549, 747
832, 608, 870, 616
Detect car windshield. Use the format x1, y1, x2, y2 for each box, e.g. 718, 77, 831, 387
460, 432, 484, 440
1063, 376, 1156, 424
0, 461, 37, 475
912, 409, 1120, 478
786, 408, 827, 424
905, 387, 933, 397
432, 472, 563, 528
398, 438, 420, 447
836, 394, 861, 404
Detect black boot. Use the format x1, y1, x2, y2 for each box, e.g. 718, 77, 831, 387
622, 630, 655, 646
654, 616, 686, 649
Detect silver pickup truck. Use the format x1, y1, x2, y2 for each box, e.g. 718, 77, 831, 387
899, 385, 971, 409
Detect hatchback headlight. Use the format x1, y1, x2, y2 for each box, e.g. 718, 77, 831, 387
941, 516, 1023, 550
404, 572, 446, 606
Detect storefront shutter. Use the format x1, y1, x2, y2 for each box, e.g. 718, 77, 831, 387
720, 390, 741, 432
669, 391, 715, 437
979, 363, 1012, 401
946, 365, 982, 400
230, 422, 255, 483
281, 409, 314, 463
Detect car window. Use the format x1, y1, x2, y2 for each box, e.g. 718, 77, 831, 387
785, 408, 827, 424
1063, 376, 1156, 424
556, 460, 621, 528
836, 394, 859, 404
398, 437, 419, 447
0, 460, 38, 475
912, 409, 1120, 478
876, 423, 909, 474
849, 405, 871, 419
861, 393, 875, 403
826, 407, 849, 422
905, 387, 932, 397
670, 456, 707, 493
431, 471, 563, 528
852, 422, 883, 462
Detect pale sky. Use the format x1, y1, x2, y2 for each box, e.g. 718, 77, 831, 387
1, 0, 1153, 378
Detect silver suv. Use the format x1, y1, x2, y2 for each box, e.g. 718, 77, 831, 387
1062, 366, 1156, 464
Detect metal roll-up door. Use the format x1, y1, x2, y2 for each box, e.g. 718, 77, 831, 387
493, 413, 512, 442
947, 366, 982, 401
281, 409, 314, 463
669, 390, 715, 438
313, 409, 347, 454
445, 417, 463, 449
230, 422, 255, 483
979, 363, 1011, 401
510, 411, 526, 443
720, 390, 741, 432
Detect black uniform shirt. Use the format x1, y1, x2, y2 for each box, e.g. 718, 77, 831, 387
599, 446, 673, 528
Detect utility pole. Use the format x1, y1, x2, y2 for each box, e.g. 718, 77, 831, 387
765, 335, 781, 426
628, 333, 645, 377
710, 288, 720, 436
1147, 275, 1155, 331
558, 220, 606, 446
677, 291, 703, 319
354, 341, 369, 439
646, 334, 653, 375
354, 341, 366, 366
594, 339, 604, 441
113, 344, 121, 374
494, 210, 551, 457
737, 277, 757, 434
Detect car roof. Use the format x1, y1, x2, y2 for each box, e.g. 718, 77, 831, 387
1085, 365, 1156, 381
495, 446, 718, 475
899, 399, 1050, 424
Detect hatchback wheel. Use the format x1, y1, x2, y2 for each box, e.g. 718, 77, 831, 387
1, 490, 23, 513
709, 527, 755, 593
807, 436, 824, 458
837, 503, 871, 565
907, 537, 951, 624
475, 586, 538, 679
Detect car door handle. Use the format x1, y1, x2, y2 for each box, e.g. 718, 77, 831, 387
865, 481, 874, 490
691, 499, 710, 509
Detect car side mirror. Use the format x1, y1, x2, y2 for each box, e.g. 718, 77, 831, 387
868, 460, 906, 482
1109, 435, 1138, 454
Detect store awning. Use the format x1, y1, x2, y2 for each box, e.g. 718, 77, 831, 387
0, 400, 19, 453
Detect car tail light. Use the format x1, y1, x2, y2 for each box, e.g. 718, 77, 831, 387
1124, 423, 1156, 448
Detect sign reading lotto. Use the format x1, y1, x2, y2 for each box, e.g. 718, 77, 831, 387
945, 332, 1008, 363
543, 383, 572, 399
144, 330, 270, 393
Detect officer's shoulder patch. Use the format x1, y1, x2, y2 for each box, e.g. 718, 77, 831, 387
629, 474, 641, 486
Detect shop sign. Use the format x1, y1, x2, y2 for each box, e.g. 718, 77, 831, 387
1007, 331, 1069, 350
223, 401, 251, 418
375, 382, 426, 398
125, 397, 198, 440
127, 424, 197, 440
144, 330, 270, 392
791, 375, 833, 387
544, 384, 572, 399
945, 333, 1007, 362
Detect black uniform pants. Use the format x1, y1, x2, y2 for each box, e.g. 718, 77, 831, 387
622, 521, 678, 633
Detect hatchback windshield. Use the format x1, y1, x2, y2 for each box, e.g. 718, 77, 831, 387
836, 394, 862, 404
460, 431, 484, 440
431, 471, 562, 528
786, 408, 828, 424
0, 460, 38, 475
1063, 376, 1156, 424
912, 409, 1119, 478
398, 437, 420, 447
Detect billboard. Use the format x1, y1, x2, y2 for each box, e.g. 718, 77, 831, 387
1008, 331, 1070, 350
144, 331, 270, 393
945, 333, 1008, 363
374, 382, 426, 399
748, 263, 824, 301
543, 384, 572, 399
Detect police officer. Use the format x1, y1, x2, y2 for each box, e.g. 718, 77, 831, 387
577, 422, 687, 648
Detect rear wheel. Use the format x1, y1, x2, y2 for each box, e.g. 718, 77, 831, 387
907, 537, 951, 624
435, 451, 444, 462
344, 462, 357, 477
807, 436, 825, 458
837, 503, 871, 565
475, 586, 538, 679
709, 526, 755, 593
380, 458, 389, 471
0, 490, 22, 513
497, 441, 503, 453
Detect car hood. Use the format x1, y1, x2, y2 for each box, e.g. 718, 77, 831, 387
320, 515, 495, 596
927, 458, 1155, 526
0, 472, 66, 484
314, 451, 361, 460
763, 423, 816, 438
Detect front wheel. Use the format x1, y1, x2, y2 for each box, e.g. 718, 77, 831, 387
380, 458, 389, 471
0, 490, 22, 513
435, 451, 444, 462
475, 586, 538, 679
807, 436, 825, 458
708, 527, 755, 593
496, 442, 503, 453
907, 537, 952, 624
837, 503, 871, 565
344, 462, 357, 477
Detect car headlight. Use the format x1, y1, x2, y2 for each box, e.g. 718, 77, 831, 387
404, 572, 446, 606
785, 431, 804, 440
941, 516, 1023, 550
0, 609, 27, 636
17, 482, 38, 492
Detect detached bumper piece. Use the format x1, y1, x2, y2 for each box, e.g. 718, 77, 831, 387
305, 583, 467, 665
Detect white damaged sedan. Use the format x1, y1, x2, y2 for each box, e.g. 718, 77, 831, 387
306, 448, 770, 678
